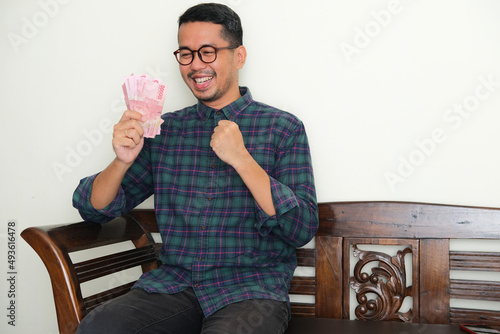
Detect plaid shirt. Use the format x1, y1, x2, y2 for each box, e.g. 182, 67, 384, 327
73, 87, 318, 317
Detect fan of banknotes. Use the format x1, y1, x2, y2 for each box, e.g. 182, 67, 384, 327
122, 74, 166, 138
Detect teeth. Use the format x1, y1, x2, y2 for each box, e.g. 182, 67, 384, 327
194, 77, 213, 84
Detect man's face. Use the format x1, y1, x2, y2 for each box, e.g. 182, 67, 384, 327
177, 21, 246, 110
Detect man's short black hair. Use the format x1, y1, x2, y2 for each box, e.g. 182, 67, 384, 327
178, 3, 243, 46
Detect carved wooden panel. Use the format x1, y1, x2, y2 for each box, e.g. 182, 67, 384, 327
343, 238, 420, 323
350, 244, 413, 322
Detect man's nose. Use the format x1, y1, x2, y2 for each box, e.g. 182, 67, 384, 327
190, 52, 207, 69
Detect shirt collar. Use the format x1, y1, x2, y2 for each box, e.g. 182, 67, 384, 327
196, 87, 253, 121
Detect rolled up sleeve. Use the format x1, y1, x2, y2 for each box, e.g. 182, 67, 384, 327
72, 173, 128, 223
254, 121, 318, 247
72, 142, 154, 223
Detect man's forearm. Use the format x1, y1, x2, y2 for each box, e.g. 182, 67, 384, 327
90, 158, 131, 210
234, 154, 276, 217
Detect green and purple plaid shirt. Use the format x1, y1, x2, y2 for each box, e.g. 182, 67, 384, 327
73, 87, 318, 317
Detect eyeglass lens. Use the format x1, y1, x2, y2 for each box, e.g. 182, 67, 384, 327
177, 46, 217, 65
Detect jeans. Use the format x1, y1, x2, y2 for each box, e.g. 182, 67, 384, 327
76, 288, 289, 334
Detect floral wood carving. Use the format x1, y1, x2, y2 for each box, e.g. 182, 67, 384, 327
349, 244, 413, 322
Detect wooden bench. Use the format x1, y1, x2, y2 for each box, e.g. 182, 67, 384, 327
22, 201, 500, 333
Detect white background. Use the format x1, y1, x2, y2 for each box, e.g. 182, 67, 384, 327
1, 0, 500, 333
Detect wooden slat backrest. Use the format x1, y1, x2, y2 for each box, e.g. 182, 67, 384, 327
289, 247, 316, 318
449, 250, 500, 327
314, 201, 500, 329
450, 309, 500, 327
74, 245, 157, 282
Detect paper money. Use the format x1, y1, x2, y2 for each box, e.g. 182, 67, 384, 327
122, 74, 166, 138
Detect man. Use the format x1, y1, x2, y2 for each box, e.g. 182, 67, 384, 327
73, 3, 318, 334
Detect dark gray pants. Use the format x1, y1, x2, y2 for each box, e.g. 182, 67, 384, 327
76, 288, 289, 334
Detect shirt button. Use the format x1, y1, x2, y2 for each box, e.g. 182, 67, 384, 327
208, 197, 212, 201
193, 283, 199, 288
198, 257, 203, 261
216, 111, 221, 116
201, 225, 206, 230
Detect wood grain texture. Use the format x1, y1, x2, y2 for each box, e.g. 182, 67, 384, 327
21, 201, 500, 333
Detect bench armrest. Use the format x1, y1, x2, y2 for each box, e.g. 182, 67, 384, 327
21, 210, 159, 334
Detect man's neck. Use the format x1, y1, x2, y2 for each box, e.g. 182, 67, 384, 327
201, 87, 242, 110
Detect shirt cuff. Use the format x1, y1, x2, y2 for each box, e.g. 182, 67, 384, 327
254, 176, 299, 236
73, 173, 127, 222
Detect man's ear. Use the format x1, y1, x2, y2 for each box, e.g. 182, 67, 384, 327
236, 45, 247, 69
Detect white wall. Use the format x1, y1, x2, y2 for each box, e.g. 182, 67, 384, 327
1, 0, 500, 333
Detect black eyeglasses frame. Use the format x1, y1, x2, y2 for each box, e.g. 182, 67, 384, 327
173, 45, 240, 66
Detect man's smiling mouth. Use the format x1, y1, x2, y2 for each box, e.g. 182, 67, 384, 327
194, 76, 213, 84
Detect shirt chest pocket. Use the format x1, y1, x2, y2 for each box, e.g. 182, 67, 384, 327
244, 134, 277, 175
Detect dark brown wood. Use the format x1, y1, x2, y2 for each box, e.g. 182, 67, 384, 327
21, 214, 159, 334
449, 308, 500, 330
83, 281, 136, 312
21, 225, 84, 334
350, 244, 412, 322
35, 216, 149, 252
290, 303, 316, 318
317, 201, 500, 239
343, 238, 419, 323
296, 248, 315, 267
316, 236, 343, 318
75, 245, 157, 283
289, 276, 315, 295
289, 248, 315, 317
21, 201, 500, 333
450, 251, 500, 271
285, 318, 462, 334
450, 279, 500, 301
419, 239, 450, 324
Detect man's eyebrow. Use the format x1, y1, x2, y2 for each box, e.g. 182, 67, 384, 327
178, 43, 216, 50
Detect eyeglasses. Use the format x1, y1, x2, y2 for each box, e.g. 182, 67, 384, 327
173, 45, 239, 66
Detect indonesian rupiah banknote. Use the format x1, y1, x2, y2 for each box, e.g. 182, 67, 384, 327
122, 74, 166, 138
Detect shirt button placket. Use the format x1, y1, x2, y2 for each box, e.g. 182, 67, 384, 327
195, 223, 206, 289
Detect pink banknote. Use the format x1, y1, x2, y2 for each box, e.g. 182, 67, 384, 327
122, 74, 166, 138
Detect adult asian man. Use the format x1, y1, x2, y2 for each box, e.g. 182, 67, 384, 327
73, 3, 318, 334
